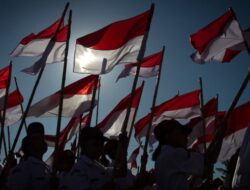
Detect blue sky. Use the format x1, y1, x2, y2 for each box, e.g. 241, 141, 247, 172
0, 0, 250, 177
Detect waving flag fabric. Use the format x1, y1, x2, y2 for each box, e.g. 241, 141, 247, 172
134, 90, 201, 143
0, 65, 11, 98
97, 84, 144, 139
190, 9, 245, 63
11, 19, 68, 64
193, 102, 250, 161
128, 146, 140, 169
0, 89, 24, 126
116, 50, 163, 82
74, 8, 153, 74
45, 114, 89, 147
28, 75, 98, 117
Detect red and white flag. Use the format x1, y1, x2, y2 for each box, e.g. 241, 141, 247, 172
11, 19, 67, 63
74, 8, 153, 74
0, 89, 24, 126
97, 84, 144, 139
116, 50, 163, 82
134, 90, 201, 142
193, 102, 250, 161
128, 146, 140, 169
45, 114, 89, 147
190, 9, 245, 63
153, 89, 201, 123
28, 75, 99, 117
187, 97, 218, 150
0, 65, 11, 98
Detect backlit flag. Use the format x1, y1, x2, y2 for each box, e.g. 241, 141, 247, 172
28, 75, 98, 117
11, 19, 67, 63
0, 89, 24, 126
193, 102, 250, 161
190, 9, 245, 63
116, 50, 163, 82
97, 84, 144, 139
45, 114, 89, 147
134, 90, 201, 142
128, 146, 140, 169
187, 97, 218, 151
0, 65, 11, 98
153, 89, 201, 124
74, 7, 153, 74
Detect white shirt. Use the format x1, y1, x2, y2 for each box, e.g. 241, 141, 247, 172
155, 145, 204, 190
232, 126, 250, 189
59, 155, 112, 190
7, 156, 51, 190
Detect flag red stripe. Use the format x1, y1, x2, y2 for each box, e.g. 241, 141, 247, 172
76, 9, 150, 50
190, 10, 235, 54
20, 19, 66, 45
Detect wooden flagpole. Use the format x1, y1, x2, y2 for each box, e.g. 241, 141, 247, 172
140, 46, 165, 174
0, 61, 12, 158
52, 8, 72, 176
95, 77, 101, 126
10, 2, 70, 153
7, 127, 11, 152
199, 77, 207, 153
128, 81, 145, 140
112, 4, 155, 179
76, 76, 99, 157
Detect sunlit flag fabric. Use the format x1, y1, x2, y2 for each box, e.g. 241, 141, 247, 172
28, 75, 98, 117
116, 50, 163, 82
45, 114, 89, 147
97, 84, 144, 139
190, 9, 245, 63
134, 90, 201, 142
74, 8, 153, 74
128, 146, 140, 169
0, 65, 11, 98
193, 102, 250, 161
0, 89, 24, 126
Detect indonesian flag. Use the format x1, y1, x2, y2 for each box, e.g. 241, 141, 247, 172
45, 114, 89, 147
187, 97, 218, 151
97, 84, 144, 139
28, 75, 98, 117
128, 146, 140, 169
193, 102, 250, 161
116, 50, 163, 82
0, 89, 24, 126
11, 19, 67, 63
134, 90, 201, 142
0, 65, 11, 98
74, 8, 153, 74
190, 9, 245, 63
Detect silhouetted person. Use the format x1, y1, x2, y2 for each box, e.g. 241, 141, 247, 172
153, 119, 204, 190
7, 134, 50, 190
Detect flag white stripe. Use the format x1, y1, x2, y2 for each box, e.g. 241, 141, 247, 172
74, 36, 143, 74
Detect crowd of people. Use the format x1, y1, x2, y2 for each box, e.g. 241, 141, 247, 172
0, 119, 249, 190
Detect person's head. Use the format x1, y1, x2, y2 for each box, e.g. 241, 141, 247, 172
79, 127, 107, 160
152, 119, 191, 161
27, 122, 45, 137
154, 119, 191, 148
58, 150, 75, 172
21, 134, 47, 160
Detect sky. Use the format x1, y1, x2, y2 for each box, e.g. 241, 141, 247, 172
0, 0, 250, 177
